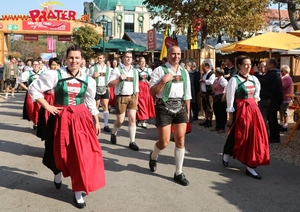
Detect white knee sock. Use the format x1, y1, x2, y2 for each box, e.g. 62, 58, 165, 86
128, 125, 136, 143
103, 110, 109, 126
75, 191, 84, 203
112, 124, 120, 135
54, 172, 62, 183
175, 147, 185, 176
151, 143, 161, 160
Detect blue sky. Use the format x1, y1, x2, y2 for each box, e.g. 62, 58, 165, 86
0, 0, 283, 19
0, 0, 85, 18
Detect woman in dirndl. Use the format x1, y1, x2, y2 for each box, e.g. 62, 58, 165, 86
136, 57, 155, 128
28, 45, 105, 209
18, 59, 42, 130
36, 57, 61, 141
222, 55, 270, 180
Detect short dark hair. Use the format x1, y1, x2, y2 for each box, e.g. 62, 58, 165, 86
49, 57, 61, 67
203, 63, 210, 68
66, 45, 84, 58
226, 57, 235, 65
236, 55, 250, 66
268, 58, 277, 68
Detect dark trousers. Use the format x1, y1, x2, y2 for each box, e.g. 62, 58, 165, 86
267, 110, 280, 140
191, 100, 199, 120
213, 96, 227, 130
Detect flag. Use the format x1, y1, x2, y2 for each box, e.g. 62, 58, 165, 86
159, 26, 170, 60
187, 25, 198, 50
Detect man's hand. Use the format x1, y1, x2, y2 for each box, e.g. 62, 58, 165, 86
162, 73, 173, 84
119, 74, 127, 81
93, 72, 100, 78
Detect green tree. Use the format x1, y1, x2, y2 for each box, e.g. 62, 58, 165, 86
143, 0, 270, 47
72, 25, 100, 60
12, 36, 70, 61
273, 0, 300, 30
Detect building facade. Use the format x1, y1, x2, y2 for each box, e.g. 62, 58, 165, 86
83, 0, 152, 39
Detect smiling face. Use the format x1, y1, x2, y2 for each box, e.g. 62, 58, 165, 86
32, 61, 40, 72
139, 58, 146, 68
122, 52, 133, 66
97, 55, 105, 65
168, 46, 181, 66
238, 58, 251, 75
67, 50, 82, 72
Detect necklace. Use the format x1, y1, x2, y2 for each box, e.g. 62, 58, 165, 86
66, 68, 80, 78
238, 73, 248, 80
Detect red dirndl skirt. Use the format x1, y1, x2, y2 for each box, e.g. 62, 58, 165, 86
108, 87, 115, 107
136, 81, 155, 120
22, 92, 41, 125
53, 104, 105, 194
230, 99, 270, 167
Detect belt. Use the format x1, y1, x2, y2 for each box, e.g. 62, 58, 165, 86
118, 94, 134, 97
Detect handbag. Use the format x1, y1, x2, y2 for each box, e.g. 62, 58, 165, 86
96, 86, 107, 95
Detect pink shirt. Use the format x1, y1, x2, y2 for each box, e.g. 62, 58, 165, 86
281, 74, 293, 103
213, 76, 228, 95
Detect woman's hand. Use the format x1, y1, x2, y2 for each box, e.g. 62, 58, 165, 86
95, 122, 100, 135
227, 113, 233, 127
45, 105, 63, 116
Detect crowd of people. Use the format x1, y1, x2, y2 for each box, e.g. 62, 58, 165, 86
1, 44, 296, 208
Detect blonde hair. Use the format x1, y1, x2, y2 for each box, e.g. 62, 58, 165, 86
281, 65, 290, 73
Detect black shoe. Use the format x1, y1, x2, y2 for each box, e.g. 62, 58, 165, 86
149, 152, 157, 172
54, 180, 62, 189
129, 142, 139, 151
103, 126, 111, 133
192, 117, 199, 121
199, 120, 208, 126
204, 122, 212, 128
173, 173, 190, 186
110, 134, 117, 144
74, 194, 86, 209
245, 168, 262, 180
279, 126, 287, 132
269, 138, 281, 143
222, 154, 229, 167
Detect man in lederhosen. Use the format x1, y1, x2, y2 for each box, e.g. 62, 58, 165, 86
149, 46, 192, 186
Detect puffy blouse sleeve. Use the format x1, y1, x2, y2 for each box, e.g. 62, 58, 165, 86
226, 77, 238, 113
85, 76, 99, 116
28, 70, 58, 101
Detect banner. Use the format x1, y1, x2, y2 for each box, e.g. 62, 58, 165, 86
47, 37, 56, 52
22, 21, 70, 31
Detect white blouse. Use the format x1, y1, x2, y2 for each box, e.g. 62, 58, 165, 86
226, 75, 261, 113
28, 69, 99, 116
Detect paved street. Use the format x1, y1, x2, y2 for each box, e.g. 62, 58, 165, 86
1, 92, 300, 212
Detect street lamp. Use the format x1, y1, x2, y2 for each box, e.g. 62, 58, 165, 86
10, 32, 14, 52
100, 15, 108, 54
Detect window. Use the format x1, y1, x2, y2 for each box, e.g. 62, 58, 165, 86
124, 14, 134, 32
